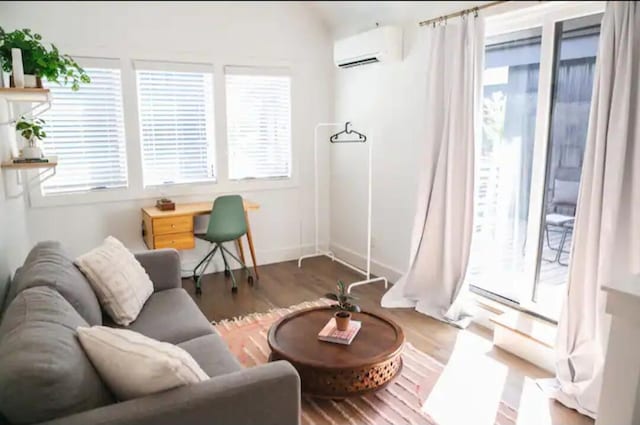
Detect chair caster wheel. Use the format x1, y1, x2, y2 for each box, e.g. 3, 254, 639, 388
247, 276, 254, 285
224, 269, 231, 277
231, 286, 238, 294
195, 287, 202, 296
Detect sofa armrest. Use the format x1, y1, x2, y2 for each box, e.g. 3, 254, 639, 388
39, 361, 300, 425
134, 249, 182, 292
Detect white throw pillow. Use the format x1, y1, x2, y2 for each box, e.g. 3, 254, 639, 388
77, 326, 209, 400
76, 236, 153, 325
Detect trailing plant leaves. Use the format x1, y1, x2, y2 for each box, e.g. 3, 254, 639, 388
0, 26, 90, 90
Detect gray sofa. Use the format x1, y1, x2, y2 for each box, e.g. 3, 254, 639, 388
0, 242, 300, 425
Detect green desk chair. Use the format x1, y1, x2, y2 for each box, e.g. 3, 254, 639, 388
193, 195, 255, 295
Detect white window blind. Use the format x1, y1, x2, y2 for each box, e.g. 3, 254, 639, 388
136, 65, 215, 186
41, 67, 128, 195
225, 67, 291, 180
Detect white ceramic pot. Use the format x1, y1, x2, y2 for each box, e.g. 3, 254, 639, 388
23, 75, 38, 88
22, 146, 42, 159
11, 48, 24, 88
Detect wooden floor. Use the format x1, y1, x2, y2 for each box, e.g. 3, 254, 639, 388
184, 256, 591, 425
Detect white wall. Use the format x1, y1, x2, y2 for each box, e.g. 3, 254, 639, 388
330, 24, 428, 280
0, 1, 334, 272
0, 196, 30, 306
0, 102, 32, 304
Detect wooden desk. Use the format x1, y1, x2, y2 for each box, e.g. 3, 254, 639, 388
142, 200, 260, 278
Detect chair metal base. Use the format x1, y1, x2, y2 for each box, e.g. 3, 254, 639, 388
193, 242, 255, 295
542, 223, 573, 266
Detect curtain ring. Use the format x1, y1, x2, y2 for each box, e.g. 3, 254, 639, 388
474, 7, 479, 18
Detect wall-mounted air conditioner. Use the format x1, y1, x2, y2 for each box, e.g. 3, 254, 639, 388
334, 26, 403, 69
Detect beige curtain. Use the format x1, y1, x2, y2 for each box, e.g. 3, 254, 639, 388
551, 2, 640, 418
381, 16, 483, 327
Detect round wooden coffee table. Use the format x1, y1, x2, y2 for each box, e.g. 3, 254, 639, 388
267, 306, 404, 399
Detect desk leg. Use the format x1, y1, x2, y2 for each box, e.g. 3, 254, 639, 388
236, 239, 246, 264
244, 211, 259, 280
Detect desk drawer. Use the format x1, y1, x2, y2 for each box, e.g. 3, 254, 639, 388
154, 232, 195, 250
153, 216, 193, 235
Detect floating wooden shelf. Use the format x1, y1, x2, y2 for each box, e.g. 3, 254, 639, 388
1, 158, 57, 170
0, 87, 50, 103
0, 88, 50, 94
0, 156, 58, 199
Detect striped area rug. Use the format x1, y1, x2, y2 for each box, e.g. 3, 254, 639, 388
213, 299, 517, 425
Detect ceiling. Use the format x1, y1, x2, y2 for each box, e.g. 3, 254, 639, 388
308, 1, 492, 36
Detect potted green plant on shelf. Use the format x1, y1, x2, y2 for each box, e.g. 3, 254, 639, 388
16, 117, 46, 159
324, 280, 361, 331
0, 27, 90, 90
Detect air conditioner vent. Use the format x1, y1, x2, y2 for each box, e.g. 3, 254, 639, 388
338, 57, 380, 68
334, 26, 402, 69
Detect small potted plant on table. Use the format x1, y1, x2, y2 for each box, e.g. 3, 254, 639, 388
16, 117, 46, 159
325, 280, 361, 331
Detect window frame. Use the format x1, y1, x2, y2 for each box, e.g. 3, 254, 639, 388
224, 65, 293, 182
134, 60, 217, 188
29, 57, 134, 206
29, 56, 300, 208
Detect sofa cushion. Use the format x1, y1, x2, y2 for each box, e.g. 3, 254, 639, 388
9, 241, 102, 326
77, 326, 209, 401
76, 236, 154, 326
117, 288, 214, 344
0, 287, 114, 424
178, 334, 242, 378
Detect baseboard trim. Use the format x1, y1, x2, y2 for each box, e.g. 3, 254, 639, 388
328, 242, 403, 283
181, 243, 316, 276
179, 241, 405, 283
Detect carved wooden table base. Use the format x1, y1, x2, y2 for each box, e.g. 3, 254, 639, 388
270, 352, 403, 399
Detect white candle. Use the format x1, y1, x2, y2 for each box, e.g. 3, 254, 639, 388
11, 48, 25, 88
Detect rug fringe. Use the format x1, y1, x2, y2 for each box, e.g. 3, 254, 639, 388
211, 298, 333, 326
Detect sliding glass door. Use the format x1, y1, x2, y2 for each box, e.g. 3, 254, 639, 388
531, 14, 601, 318
466, 28, 542, 303
467, 3, 604, 320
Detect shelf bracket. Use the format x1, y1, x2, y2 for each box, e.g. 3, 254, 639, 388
4, 166, 56, 199
0, 99, 51, 127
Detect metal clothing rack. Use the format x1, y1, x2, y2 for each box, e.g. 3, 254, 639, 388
298, 122, 388, 294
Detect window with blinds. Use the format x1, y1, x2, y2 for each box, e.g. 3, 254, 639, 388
41, 67, 128, 195
225, 67, 291, 180
137, 65, 215, 186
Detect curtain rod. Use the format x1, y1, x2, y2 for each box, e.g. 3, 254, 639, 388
418, 1, 508, 27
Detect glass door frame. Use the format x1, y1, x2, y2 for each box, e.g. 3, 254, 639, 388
484, 1, 605, 319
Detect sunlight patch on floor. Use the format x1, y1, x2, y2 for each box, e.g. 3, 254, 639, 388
515, 377, 552, 425
422, 329, 509, 425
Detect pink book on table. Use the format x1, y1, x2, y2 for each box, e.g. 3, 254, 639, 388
318, 318, 361, 345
